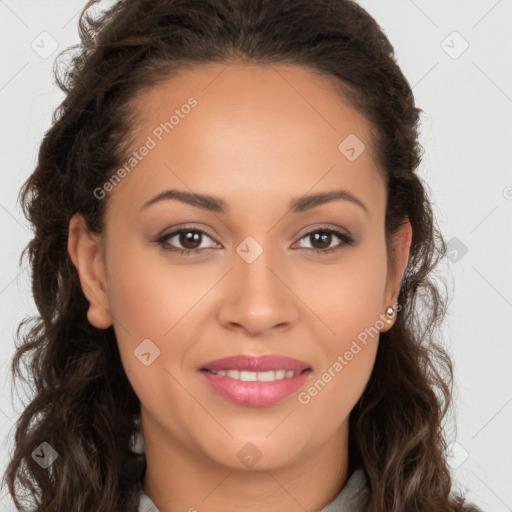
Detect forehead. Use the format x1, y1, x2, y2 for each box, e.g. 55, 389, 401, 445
131, 61, 375, 151
107, 62, 384, 218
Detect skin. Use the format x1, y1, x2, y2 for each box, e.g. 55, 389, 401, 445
68, 62, 412, 512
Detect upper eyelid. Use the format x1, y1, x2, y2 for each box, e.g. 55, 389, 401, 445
160, 227, 218, 243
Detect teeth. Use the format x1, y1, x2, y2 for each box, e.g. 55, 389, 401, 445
211, 369, 301, 381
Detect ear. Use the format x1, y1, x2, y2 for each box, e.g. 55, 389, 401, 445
380, 216, 412, 331
67, 212, 112, 329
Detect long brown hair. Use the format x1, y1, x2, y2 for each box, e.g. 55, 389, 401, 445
3, 0, 482, 510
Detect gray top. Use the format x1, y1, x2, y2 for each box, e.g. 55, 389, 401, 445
137, 466, 369, 512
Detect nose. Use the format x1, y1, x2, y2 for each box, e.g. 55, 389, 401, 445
217, 243, 299, 337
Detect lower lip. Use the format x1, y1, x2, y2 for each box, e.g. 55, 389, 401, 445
200, 370, 312, 406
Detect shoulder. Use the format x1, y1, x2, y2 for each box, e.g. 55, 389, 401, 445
320, 467, 370, 512
137, 490, 160, 512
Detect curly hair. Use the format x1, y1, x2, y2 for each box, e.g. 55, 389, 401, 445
3, 0, 482, 511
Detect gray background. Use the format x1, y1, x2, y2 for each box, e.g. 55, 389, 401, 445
1, 0, 511, 510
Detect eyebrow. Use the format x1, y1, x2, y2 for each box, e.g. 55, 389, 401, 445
140, 188, 369, 215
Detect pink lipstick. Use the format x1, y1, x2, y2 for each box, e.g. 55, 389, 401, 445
200, 354, 312, 407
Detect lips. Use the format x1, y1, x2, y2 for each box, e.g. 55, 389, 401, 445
200, 354, 312, 373
199, 354, 313, 406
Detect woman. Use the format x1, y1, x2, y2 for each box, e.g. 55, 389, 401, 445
3, 0, 483, 511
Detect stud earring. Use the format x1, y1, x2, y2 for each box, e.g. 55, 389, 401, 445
385, 306, 394, 324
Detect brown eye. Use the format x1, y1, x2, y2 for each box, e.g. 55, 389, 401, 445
296, 228, 355, 254
309, 231, 333, 250
178, 230, 202, 250
157, 228, 219, 254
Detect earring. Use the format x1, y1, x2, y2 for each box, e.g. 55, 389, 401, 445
385, 306, 394, 324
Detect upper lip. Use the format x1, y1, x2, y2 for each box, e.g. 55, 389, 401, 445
200, 354, 312, 373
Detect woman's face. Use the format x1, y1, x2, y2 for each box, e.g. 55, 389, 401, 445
69, 63, 411, 472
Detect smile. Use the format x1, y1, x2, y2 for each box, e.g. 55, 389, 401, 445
204, 369, 309, 381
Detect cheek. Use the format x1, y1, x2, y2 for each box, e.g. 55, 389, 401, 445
104, 246, 210, 410
302, 241, 388, 341
105, 243, 211, 337
104, 241, 225, 389
298, 339, 378, 439
297, 242, 386, 403
297, 255, 385, 433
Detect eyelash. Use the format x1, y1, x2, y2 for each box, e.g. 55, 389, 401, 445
156, 225, 355, 256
